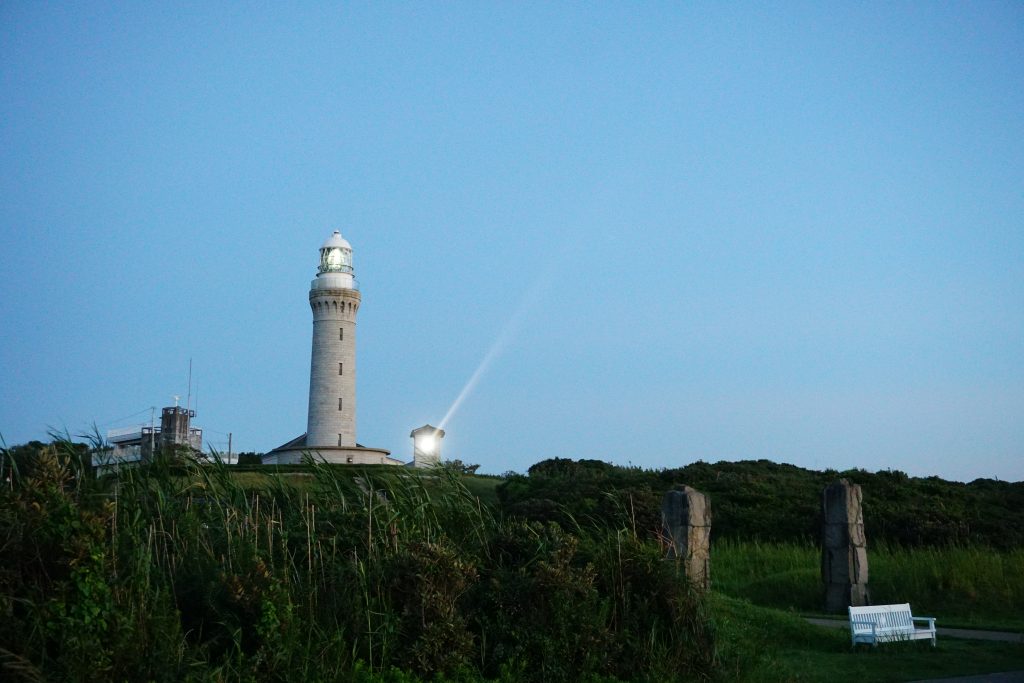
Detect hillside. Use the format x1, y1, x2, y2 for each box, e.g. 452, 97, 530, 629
497, 458, 1024, 549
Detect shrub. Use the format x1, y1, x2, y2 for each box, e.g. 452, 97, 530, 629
0, 441, 720, 681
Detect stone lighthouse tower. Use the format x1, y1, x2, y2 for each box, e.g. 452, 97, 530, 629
265, 230, 398, 465
307, 230, 359, 448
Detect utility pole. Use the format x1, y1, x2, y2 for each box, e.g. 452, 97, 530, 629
149, 406, 155, 459
227, 432, 232, 464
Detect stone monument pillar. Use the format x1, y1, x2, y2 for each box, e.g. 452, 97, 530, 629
662, 486, 711, 590
821, 479, 869, 612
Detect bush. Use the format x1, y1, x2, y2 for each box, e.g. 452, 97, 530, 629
0, 441, 717, 681
498, 458, 1024, 549
235, 451, 264, 466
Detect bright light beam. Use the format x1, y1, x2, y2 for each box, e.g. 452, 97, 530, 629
438, 269, 552, 432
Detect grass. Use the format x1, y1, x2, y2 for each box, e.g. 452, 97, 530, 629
3, 441, 1021, 682
461, 474, 501, 506
872, 545, 1024, 631
712, 540, 821, 612
1, 447, 720, 681
713, 540, 1024, 632
224, 466, 502, 505
224, 470, 316, 489
712, 594, 1024, 682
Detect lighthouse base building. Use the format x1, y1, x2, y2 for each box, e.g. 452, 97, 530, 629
264, 435, 402, 466
264, 230, 404, 466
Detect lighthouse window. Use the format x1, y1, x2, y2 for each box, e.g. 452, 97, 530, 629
339, 363, 343, 375
339, 328, 344, 341
338, 398, 343, 411
338, 434, 343, 446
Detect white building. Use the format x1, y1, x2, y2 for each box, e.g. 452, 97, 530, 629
266, 231, 402, 465
410, 424, 445, 468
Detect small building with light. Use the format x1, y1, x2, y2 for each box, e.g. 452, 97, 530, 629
410, 424, 445, 468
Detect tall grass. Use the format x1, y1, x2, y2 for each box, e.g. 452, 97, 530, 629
712, 540, 821, 612
870, 543, 1024, 627
714, 539, 1024, 629
0, 441, 716, 682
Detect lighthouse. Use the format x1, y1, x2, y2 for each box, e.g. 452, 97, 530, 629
266, 230, 400, 465
307, 230, 359, 448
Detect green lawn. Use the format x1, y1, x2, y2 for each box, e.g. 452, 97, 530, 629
712, 595, 1024, 682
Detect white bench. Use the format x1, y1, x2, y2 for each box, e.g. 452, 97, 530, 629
849, 604, 936, 647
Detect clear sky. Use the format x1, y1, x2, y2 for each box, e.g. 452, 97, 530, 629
2, 3, 1022, 482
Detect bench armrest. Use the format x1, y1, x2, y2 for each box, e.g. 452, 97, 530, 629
849, 620, 879, 634
912, 617, 936, 628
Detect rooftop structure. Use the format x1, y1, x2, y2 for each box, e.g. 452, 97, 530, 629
94, 405, 203, 471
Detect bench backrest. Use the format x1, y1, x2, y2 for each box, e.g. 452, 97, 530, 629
849, 603, 915, 632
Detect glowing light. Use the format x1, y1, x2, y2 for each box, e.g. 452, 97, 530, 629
418, 434, 436, 454
327, 248, 342, 268
438, 269, 552, 431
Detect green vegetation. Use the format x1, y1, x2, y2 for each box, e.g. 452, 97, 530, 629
713, 596, 1024, 682
459, 474, 501, 506
494, 457, 1024, 677
871, 545, 1024, 630
498, 457, 1024, 548
714, 540, 1024, 631
2, 442, 1021, 681
0, 440, 714, 682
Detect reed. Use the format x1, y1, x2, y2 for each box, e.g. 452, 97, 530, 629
0, 440, 717, 682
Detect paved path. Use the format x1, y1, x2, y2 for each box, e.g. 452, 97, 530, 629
804, 618, 1024, 643
909, 673, 1024, 682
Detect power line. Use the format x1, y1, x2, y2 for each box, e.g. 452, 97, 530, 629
96, 407, 153, 428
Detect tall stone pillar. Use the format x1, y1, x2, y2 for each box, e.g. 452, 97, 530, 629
822, 479, 869, 612
662, 486, 711, 590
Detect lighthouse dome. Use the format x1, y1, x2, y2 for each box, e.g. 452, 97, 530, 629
321, 230, 351, 251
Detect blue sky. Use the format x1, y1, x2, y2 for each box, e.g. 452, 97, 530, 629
2, 3, 1021, 481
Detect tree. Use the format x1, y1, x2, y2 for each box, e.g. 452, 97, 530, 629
442, 459, 480, 475
235, 452, 263, 466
